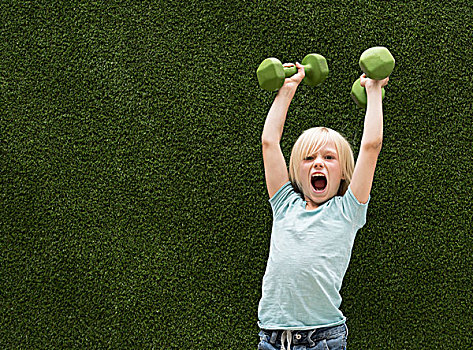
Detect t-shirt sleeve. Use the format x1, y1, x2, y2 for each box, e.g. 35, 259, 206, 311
268, 182, 298, 218
340, 185, 369, 229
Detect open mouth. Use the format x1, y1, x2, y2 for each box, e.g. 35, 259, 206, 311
311, 174, 327, 192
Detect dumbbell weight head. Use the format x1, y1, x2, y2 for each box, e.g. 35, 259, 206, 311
301, 53, 329, 87
256, 57, 286, 91
359, 46, 395, 80
256, 54, 328, 91
350, 77, 385, 109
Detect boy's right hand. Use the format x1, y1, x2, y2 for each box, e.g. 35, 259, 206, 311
280, 62, 305, 92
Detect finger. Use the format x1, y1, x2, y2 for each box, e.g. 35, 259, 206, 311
283, 63, 295, 68
380, 76, 389, 87
295, 62, 305, 76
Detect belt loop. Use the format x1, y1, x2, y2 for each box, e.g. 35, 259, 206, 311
270, 330, 278, 344
307, 329, 316, 347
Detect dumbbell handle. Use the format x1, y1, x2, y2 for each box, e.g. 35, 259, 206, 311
283, 54, 328, 86
283, 65, 304, 78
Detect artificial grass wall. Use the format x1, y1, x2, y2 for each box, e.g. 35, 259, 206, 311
1, 0, 472, 348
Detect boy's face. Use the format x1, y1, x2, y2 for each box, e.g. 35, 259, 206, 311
298, 139, 344, 210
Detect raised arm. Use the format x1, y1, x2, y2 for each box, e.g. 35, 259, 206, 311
261, 63, 305, 198
350, 73, 389, 204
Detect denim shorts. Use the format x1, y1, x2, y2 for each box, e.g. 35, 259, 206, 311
258, 324, 347, 350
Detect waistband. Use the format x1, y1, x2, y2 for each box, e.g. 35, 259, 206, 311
260, 324, 347, 348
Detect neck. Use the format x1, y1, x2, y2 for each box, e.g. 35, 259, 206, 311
305, 199, 320, 210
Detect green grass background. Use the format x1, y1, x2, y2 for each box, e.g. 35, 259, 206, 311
1, 0, 472, 348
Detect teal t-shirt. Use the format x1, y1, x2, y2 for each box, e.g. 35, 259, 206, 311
258, 182, 369, 330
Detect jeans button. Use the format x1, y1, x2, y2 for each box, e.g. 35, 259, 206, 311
295, 334, 302, 340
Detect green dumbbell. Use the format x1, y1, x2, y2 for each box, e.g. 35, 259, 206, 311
257, 54, 328, 91
351, 46, 395, 109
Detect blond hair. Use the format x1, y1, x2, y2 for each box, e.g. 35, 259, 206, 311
289, 127, 354, 196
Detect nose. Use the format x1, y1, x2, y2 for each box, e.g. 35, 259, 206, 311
313, 156, 324, 168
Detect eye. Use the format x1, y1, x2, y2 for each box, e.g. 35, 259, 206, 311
325, 155, 335, 160
304, 156, 314, 160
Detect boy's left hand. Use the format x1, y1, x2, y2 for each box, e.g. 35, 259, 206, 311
360, 73, 389, 91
